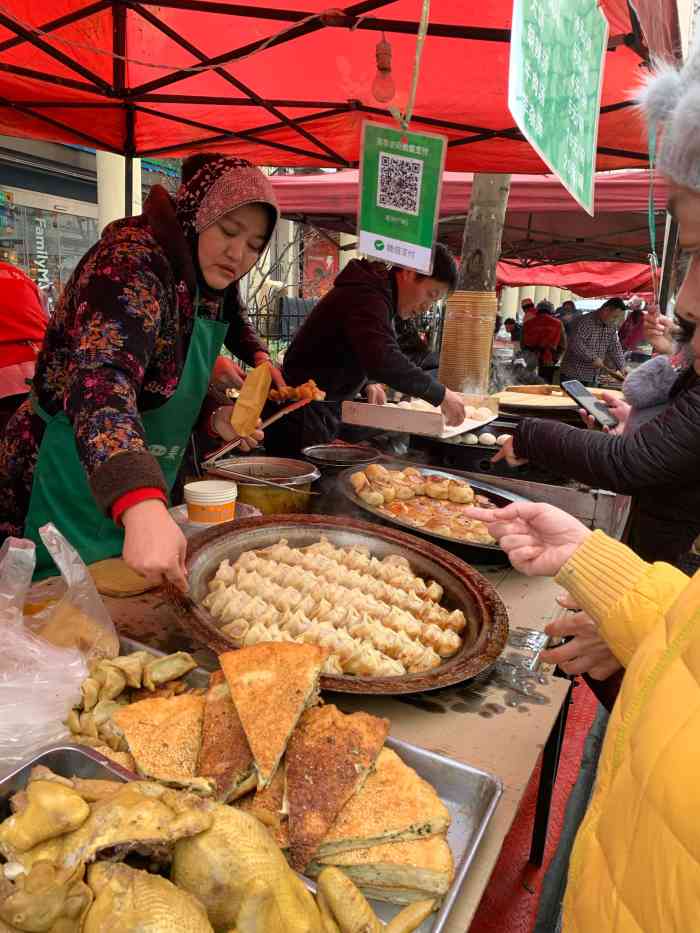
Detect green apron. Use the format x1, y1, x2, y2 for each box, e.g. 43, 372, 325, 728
24, 296, 228, 579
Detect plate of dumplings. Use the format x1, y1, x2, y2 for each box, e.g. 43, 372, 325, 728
340, 463, 527, 552
166, 514, 510, 694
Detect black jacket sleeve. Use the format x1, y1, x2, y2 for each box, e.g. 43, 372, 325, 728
342, 292, 446, 405
513, 377, 700, 493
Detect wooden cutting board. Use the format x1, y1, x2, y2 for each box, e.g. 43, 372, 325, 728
494, 386, 623, 410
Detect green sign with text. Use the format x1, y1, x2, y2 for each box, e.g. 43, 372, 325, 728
358, 121, 447, 274
509, 0, 609, 215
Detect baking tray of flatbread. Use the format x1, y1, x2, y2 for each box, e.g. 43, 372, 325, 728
23, 640, 501, 933
338, 462, 527, 553
165, 515, 509, 695
494, 384, 624, 411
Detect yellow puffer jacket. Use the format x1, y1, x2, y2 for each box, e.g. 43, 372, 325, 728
554, 531, 700, 932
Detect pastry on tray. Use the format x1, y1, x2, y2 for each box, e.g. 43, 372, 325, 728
201, 537, 470, 677
350, 466, 496, 546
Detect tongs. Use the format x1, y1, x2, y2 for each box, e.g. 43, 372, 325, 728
201, 397, 313, 468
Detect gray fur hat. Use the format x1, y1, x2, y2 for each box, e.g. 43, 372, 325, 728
638, 49, 700, 190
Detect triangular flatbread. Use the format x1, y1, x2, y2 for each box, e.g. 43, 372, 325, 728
235, 763, 289, 849
219, 643, 326, 789
310, 835, 454, 904
286, 704, 389, 871
196, 670, 256, 802
317, 747, 450, 858
112, 694, 214, 794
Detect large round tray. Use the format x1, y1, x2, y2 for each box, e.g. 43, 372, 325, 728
166, 514, 509, 695
338, 462, 527, 553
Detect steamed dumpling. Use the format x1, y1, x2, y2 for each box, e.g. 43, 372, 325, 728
496, 434, 511, 446
463, 433, 479, 445
479, 432, 497, 446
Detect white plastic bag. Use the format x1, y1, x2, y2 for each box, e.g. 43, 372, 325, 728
0, 526, 119, 776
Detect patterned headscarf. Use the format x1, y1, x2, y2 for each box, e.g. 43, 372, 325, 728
175, 155, 279, 246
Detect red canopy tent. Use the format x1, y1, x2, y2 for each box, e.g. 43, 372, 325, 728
0, 1, 681, 172
271, 169, 670, 264
270, 168, 668, 295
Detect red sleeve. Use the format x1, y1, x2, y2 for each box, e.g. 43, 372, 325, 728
111, 486, 168, 525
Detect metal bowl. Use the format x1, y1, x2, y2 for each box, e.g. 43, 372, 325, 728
205, 457, 321, 515
302, 444, 382, 470
166, 514, 509, 695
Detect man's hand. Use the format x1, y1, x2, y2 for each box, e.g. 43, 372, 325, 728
212, 407, 264, 453
577, 392, 629, 435
366, 384, 387, 406
592, 356, 605, 370
491, 436, 528, 467
462, 501, 591, 576
122, 500, 188, 592
440, 388, 466, 426
541, 596, 622, 679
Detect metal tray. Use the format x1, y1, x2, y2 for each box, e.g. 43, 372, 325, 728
165, 515, 509, 695
338, 462, 527, 552
302, 444, 382, 469
0, 736, 501, 933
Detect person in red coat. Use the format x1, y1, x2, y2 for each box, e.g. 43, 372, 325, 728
521, 299, 567, 382
0, 262, 48, 431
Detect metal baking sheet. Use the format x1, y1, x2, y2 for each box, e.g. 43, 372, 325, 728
338, 462, 528, 552
5, 708, 501, 933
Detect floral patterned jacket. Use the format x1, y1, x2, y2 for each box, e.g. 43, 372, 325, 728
0, 186, 267, 539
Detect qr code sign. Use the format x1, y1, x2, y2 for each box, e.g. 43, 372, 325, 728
377, 152, 423, 216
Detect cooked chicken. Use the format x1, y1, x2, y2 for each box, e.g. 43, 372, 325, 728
0, 861, 92, 933
0, 781, 89, 855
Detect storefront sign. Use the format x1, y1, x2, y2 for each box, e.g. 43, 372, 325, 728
34, 217, 50, 287
508, 0, 609, 215
358, 121, 447, 274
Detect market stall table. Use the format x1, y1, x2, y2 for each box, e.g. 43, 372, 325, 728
27, 537, 570, 931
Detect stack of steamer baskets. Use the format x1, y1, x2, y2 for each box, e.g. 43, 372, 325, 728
438, 291, 498, 396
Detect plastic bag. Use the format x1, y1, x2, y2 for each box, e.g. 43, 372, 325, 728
25, 523, 119, 662
0, 526, 119, 776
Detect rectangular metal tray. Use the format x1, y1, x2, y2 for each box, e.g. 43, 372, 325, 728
5, 640, 502, 933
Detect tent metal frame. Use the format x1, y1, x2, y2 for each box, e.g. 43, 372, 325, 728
0, 0, 653, 197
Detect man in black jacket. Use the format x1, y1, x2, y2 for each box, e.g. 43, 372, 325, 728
264, 244, 465, 455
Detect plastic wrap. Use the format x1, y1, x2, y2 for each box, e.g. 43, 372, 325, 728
0, 526, 119, 776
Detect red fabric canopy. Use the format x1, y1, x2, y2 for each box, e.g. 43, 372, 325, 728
496, 259, 654, 297
0, 1, 681, 170
272, 169, 669, 263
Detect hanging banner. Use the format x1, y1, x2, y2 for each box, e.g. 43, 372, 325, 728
508, 0, 609, 215
357, 121, 447, 274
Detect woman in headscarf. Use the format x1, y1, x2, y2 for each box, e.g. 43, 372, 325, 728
0, 154, 280, 589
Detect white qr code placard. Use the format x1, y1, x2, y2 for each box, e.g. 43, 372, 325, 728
377, 152, 423, 216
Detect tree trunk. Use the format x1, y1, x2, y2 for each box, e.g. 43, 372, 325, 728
457, 173, 512, 291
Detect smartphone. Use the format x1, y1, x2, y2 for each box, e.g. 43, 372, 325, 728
560, 380, 619, 430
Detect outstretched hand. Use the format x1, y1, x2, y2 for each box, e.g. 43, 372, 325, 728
463, 500, 591, 576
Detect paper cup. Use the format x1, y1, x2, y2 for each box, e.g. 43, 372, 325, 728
184, 480, 238, 524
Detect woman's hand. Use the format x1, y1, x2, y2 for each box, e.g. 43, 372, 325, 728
491, 436, 528, 467
462, 501, 591, 576
366, 383, 387, 405
541, 597, 622, 679
210, 355, 246, 403
121, 500, 188, 592
643, 309, 674, 355
253, 352, 286, 390
212, 407, 264, 452
577, 392, 630, 435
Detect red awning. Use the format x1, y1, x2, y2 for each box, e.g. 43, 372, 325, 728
496, 259, 655, 297
0, 1, 681, 170
272, 169, 669, 264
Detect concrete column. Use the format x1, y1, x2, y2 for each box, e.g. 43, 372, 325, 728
339, 232, 358, 271
499, 286, 519, 318
96, 151, 142, 233
549, 286, 563, 308
519, 285, 536, 304
533, 285, 549, 304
